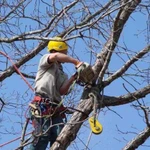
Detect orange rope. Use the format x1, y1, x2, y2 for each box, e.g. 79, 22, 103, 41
0, 51, 34, 91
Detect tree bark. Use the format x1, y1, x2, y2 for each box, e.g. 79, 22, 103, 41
51, 97, 93, 150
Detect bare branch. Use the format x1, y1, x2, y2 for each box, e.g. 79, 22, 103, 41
0, 0, 79, 43
92, 0, 142, 83
102, 84, 150, 107
0, 41, 47, 82
0, 0, 25, 23
104, 45, 150, 87
123, 127, 150, 150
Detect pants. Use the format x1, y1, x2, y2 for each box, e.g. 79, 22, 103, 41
29, 115, 64, 150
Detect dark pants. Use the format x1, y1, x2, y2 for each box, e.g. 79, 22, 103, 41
29, 115, 64, 150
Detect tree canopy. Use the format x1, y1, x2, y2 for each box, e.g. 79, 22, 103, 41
0, 0, 150, 150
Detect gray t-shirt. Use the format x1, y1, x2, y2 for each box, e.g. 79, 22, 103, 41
34, 54, 68, 102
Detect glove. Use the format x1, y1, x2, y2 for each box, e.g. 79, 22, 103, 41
76, 62, 95, 85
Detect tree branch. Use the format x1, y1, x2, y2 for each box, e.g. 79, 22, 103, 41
93, 0, 142, 83
122, 127, 150, 150
0, 41, 47, 82
103, 45, 150, 87
102, 84, 150, 107
0, 0, 79, 43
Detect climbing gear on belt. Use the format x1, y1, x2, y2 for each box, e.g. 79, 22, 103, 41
47, 37, 68, 52
88, 116, 103, 134
29, 95, 67, 118
76, 62, 95, 86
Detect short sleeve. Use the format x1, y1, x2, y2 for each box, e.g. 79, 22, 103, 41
39, 54, 51, 68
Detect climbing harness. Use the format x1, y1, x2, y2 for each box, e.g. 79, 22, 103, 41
28, 95, 69, 146
29, 95, 67, 119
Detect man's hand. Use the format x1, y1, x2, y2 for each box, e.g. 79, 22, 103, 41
75, 62, 95, 85
75, 61, 83, 68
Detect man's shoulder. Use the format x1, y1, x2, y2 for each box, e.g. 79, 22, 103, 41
38, 54, 51, 68
39, 54, 50, 62
41, 54, 50, 59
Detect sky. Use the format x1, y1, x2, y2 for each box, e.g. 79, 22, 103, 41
0, 1, 150, 150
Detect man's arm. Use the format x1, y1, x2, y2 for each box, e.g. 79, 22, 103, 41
48, 52, 81, 66
59, 74, 77, 95
48, 53, 82, 95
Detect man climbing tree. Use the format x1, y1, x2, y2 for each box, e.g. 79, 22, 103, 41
29, 37, 94, 149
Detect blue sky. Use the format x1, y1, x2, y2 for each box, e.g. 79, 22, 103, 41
0, 1, 150, 150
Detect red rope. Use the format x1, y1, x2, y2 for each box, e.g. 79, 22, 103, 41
0, 131, 32, 148
0, 51, 34, 92
0, 51, 34, 147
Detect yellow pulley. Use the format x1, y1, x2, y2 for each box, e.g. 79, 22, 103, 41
88, 117, 103, 134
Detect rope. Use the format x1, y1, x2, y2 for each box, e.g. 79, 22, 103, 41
0, 51, 34, 148
0, 51, 34, 92
0, 132, 32, 148
89, 92, 98, 126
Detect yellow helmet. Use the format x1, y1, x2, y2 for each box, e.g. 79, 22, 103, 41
47, 37, 68, 52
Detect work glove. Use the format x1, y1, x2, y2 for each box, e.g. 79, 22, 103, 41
75, 62, 95, 86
